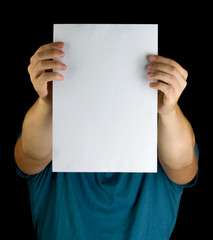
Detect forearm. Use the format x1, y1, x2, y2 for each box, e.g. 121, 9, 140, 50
21, 97, 52, 160
158, 104, 195, 170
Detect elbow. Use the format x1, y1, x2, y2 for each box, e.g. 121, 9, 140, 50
20, 135, 51, 161
160, 155, 193, 172
163, 138, 196, 171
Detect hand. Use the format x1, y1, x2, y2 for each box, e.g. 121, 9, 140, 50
147, 55, 188, 115
27, 42, 67, 105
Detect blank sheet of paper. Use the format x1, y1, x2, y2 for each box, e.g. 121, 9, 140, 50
53, 24, 158, 172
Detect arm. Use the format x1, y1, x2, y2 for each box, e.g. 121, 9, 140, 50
147, 55, 198, 185
14, 42, 67, 175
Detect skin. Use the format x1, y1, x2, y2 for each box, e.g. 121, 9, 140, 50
14, 42, 197, 184
147, 55, 197, 184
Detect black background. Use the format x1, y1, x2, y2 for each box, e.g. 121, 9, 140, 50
2, 8, 212, 240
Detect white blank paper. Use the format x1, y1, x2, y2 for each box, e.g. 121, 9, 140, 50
53, 24, 158, 172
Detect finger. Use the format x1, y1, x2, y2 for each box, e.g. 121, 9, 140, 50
37, 71, 64, 84
149, 55, 188, 80
148, 62, 185, 83
30, 48, 65, 68
32, 60, 67, 79
35, 42, 64, 56
33, 72, 64, 98
149, 81, 174, 98
147, 71, 179, 87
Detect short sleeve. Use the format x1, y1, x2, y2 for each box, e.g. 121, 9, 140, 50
15, 160, 52, 184
15, 162, 42, 182
182, 141, 199, 188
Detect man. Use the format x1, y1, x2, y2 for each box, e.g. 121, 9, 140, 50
14, 42, 198, 240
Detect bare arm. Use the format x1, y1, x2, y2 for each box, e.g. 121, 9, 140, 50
14, 42, 66, 175
15, 98, 52, 174
157, 104, 197, 184
147, 55, 198, 185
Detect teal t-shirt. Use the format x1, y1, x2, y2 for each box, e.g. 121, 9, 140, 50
16, 143, 199, 240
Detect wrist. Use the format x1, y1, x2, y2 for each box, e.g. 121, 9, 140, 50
38, 97, 52, 114
158, 104, 179, 122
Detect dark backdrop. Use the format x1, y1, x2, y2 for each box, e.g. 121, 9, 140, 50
2, 12, 211, 240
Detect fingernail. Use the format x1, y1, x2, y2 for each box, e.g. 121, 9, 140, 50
62, 64, 67, 70
59, 74, 64, 80
150, 55, 157, 62
59, 50, 65, 57
148, 63, 153, 70
148, 72, 154, 77
57, 42, 64, 48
